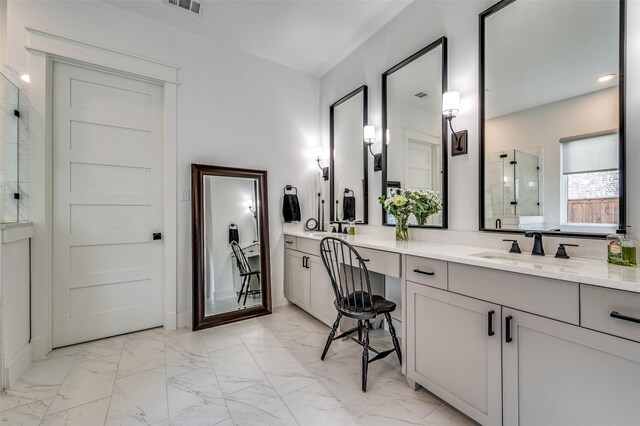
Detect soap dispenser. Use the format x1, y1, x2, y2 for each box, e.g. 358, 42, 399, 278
608, 227, 637, 267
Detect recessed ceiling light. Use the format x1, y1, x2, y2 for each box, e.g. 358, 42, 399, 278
20, 74, 30, 83
598, 73, 616, 83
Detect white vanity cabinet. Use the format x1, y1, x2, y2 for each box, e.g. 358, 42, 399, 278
284, 248, 335, 326
406, 282, 502, 426
502, 308, 640, 426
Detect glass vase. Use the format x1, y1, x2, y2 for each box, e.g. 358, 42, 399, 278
395, 218, 409, 241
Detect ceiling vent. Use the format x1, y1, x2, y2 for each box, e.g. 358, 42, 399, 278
414, 91, 429, 99
165, 0, 203, 16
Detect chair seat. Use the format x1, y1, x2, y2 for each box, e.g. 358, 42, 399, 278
336, 292, 396, 318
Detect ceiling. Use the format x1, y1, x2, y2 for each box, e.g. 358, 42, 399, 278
484, 0, 619, 119
105, 0, 413, 77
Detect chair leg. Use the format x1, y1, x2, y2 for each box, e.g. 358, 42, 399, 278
385, 312, 402, 365
237, 276, 247, 304
357, 320, 363, 342
362, 319, 370, 392
321, 313, 342, 360
243, 277, 252, 306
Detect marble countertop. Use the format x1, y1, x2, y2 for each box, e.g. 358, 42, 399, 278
284, 230, 640, 294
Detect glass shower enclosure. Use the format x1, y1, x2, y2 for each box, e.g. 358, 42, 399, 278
485, 149, 540, 229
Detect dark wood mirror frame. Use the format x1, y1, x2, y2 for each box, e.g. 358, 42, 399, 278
191, 164, 272, 331
381, 36, 449, 228
329, 85, 369, 224
478, 0, 627, 238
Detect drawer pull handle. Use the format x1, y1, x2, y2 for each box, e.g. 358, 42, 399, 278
505, 315, 513, 343
610, 311, 640, 325
488, 310, 495, 336
413, 269, 435, 276
361, 258, 371, 262
285, 241, 294, 244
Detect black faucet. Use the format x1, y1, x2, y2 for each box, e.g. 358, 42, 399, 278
525, 231, 545, 256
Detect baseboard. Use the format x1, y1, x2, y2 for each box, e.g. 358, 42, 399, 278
30, 335, 47, 361
272, 294, 289, 308
4, 343, 31, 389
177, 310, 192, 329
164, 311, 177, 330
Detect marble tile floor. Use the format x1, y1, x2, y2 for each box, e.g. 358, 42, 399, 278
0, 305, 475, 425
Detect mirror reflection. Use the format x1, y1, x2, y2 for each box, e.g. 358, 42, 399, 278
383, 38, 447, 227
482, 0, 622, 234
330, 86, 368, 223
203, 175, 262, 316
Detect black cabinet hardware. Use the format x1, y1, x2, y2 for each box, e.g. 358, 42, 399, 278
152, 233, 162, 241
361, 258, 370, 262
505, 315, 513, 343
302, 256, 308, 268
488, 310, 495, 336
14, 109, 20, 118
610, 311, 640, 325
285, 241, 294, 244
413, 269, 435, 276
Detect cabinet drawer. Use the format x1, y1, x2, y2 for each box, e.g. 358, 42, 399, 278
448, 263, 579, 324
296, 237, 320, 257
357, 247, 401, 278
581, 285, 640, 343
406, 256, 448, 290
284, 235, 297, 250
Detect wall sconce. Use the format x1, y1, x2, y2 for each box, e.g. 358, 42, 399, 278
364, 125, 382, 172
247, 201, 257, 219
443, 91, 468, 156
314, 146, 329, 180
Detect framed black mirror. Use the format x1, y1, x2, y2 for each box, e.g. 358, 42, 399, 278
382, 37, 448, 228
479, 0, 626, 237
191, 164, 272, 330
330, 85, 369, 224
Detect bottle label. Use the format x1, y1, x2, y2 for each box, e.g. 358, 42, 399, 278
609, 241, 622, 258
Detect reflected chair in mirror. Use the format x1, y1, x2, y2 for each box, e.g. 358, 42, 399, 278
231, 241, 261, 306
319, 237, 402, 392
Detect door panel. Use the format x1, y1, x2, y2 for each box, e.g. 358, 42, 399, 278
308, 255, 335, 326
407, 283, 502, 426
503, 308, 640, 426
53, 61, 164, 347
284, 250, 309, 307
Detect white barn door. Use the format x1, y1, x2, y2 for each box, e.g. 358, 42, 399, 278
52, 61, 164, 347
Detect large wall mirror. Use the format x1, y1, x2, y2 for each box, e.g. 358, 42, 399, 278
382, 37, 448, 228
330, 85, 368, 223
192, 164, 271, 330
480, 0, 625, 236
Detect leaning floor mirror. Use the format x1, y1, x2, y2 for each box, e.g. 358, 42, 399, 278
192, 164, 272, 330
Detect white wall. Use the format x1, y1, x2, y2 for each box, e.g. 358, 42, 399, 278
320, 0, 640, 240
5, 0, 320, 330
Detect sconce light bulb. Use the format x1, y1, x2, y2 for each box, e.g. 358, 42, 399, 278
442, 91, 461, 117
363, 125, 376, 145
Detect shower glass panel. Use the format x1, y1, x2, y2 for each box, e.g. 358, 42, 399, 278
0, 73, 20, 223
485, 149, 539, 229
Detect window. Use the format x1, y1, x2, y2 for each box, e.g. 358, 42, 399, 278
560, 131, 619, 225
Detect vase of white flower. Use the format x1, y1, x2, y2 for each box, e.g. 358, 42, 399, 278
379, 189, 442, 241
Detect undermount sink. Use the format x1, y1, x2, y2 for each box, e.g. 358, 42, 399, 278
470, 251, 589, 271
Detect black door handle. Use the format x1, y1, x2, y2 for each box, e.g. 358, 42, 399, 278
505, 315, 513, 343
302, 256, 307, 268
413, 269, 435, 276
488, 310, 495, 336
153, 233, 162, 241
610, 311, 640, 324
